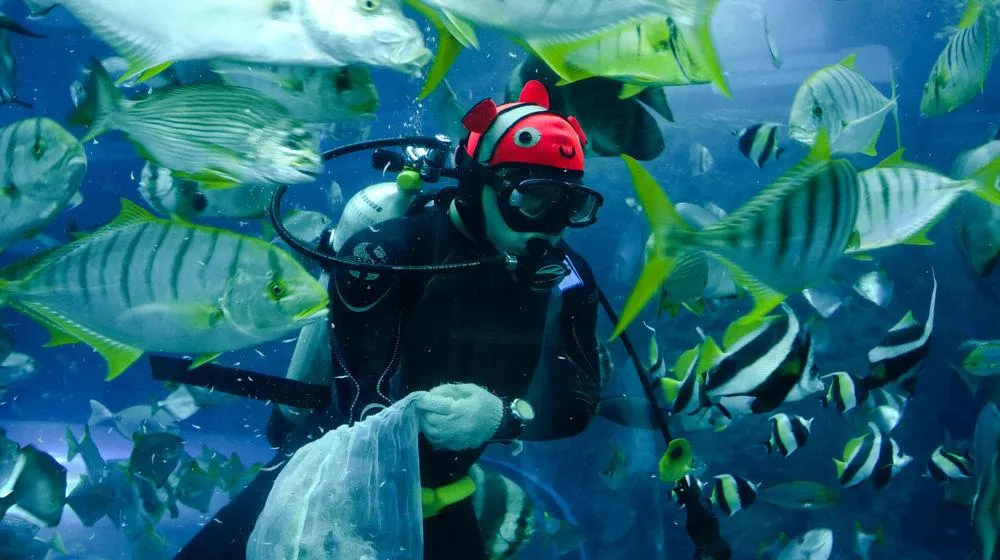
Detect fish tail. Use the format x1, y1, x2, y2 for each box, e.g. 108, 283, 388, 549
692, 0, 732, 98
409, 2, 473, 100
611, 156, 696, 340
889, 63, 902, 154
88, 399, 115, 426
970, 156, 1000, 207
65, 428, 80, 461
71, 58, 124, 142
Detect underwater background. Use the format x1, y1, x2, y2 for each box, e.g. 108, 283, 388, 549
0, 0, 998, 558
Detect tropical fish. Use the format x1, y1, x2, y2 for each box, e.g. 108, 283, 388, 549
773, 528, 833, 560
757, 480, 840, 510
0, 513, 66, 559
0, 199, 330, 379
854, 523, 884, 560
506, 54, 668, 161
89, 399, 178, 439
0, 350, 35, 393
527, 13, 729, 99
157, 384, 239, 422
173, 459, 217, 513
0, 444, 67, 527
66, 425, 107, 483
613, 130, 860, 337
24, 0, 431, 81
710, 474, 758, 516
702, 305, 823, 414
953, 141, 1000, 276
821, 371, 866, 414
926, 445, 973, 482
211, 62, 380, 128
834, 422, 911, 489
467, 465, 538, 559
865, 272, 936, 396
734, 122, 785, 168
920, 3, 1000, 117
74, 59, 323, 190
973, 432, 1000, 560
961, 340, 1000, 377
788, 54, 897, 156
801, 285, 843, 319
848, 151, 1000, 253
0, 118, 88, 253
763, 14, 781, 70
138, 163, 278, 221
863, 387, 907, 433
128, 432, 185, 487
854, 270, 894, 308
765, 413, 813, 458
0, 30, 29, 107
691, 143, 714, 176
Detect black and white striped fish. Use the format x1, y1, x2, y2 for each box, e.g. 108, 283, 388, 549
765, 413, 813, 458
835, 422, 911, 489
703, 305, 822, 414
734, 122, 785, 168
73, 58, 322, 190
667, 473, 705, 507
710, 474, 758, 516
469, 465, 537, 559
926, 445, 973, 482
821, 371, 866, 414
864, 387, 907, 433
614, 129, 861, 337
867, 271, 937, 396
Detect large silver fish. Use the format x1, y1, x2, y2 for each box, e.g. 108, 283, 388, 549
0, 118, 87, 253
0, 199, 329, 380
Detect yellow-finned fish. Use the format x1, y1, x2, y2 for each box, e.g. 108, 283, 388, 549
612, 130, 860, 339
920, 2, 999, 117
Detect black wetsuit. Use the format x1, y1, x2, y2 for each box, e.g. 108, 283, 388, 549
175, 204, 603, 560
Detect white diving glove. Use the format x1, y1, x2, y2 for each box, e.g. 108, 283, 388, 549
416, 383, 503, 451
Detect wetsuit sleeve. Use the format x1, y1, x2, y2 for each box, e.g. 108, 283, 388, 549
519, 251, 602, 441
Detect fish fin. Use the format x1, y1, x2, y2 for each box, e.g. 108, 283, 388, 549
839, 53, 858, 70
970, 156, 1000, 207
719, 260, 786, 322
672, 346, 700, 380
16, 301, 142, 380
959, 0, 985, 29
125, 61, 173, 86
116, 303, 225, 332
524, 37, 595, 86
844, 434, 866, 459
875, 148, 906, 168
618, 83, 647, 99
657, 377, 681, 405
439, 9, 479, 49
88, 399, 115, 426
66, 428, 81, 461
42, 324, 80, 348
833, 458, 847, 477
682, 299, 706, 316
171, 169, 241, 191
408, 1, 463, 99
851, 253, 874, 262
696, 337, 724, 374
692, 0, 731, 98
889, 63, 902, 153
902, 226, 934, 246
189, 353, 222, 370
890, 310, 918, 331
49, 532, 66, 555
612, 156, 695, 338
72, 58, 125, 141
862, 135, 879, 157
722, 314, 775, 349
637, 87, 674, 122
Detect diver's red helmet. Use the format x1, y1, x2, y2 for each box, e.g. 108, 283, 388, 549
462, 80, 588, 172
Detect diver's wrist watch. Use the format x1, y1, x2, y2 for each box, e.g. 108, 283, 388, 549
492, 398, 535, 441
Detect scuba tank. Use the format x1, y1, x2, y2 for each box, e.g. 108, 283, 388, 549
330, 141, 449, 253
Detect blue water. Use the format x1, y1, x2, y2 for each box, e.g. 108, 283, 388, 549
1, 0, 998, 558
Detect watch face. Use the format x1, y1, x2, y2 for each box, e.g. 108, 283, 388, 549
513, 399, 535, 422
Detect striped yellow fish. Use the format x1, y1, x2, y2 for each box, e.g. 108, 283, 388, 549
920, 2, 999, 117
612, 130, 860, 338
72, 58, 322, 190
0, 199, 329, 380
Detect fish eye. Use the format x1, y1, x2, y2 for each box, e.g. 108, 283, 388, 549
334, 68, 351, 92
811, 106, 823, 118
513, 126, 541, 148
267, 279, 288, 301
358, 0, 379, 12
191, 191, 208, 212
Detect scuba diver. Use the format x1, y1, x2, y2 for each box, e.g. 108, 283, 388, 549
169, 79, 607, 559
